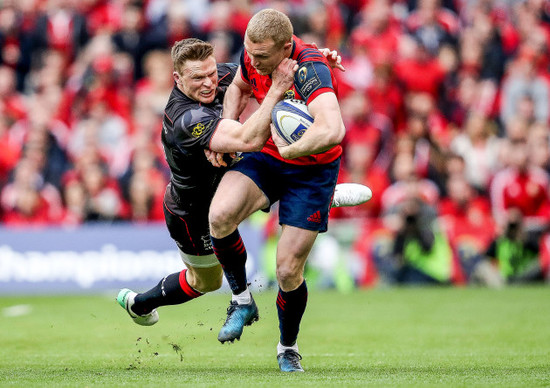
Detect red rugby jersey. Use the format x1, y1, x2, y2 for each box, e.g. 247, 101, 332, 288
239, 36, 342, 165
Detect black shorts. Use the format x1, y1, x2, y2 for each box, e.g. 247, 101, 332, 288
230, 152, 340, 232
163, 184, 213, 256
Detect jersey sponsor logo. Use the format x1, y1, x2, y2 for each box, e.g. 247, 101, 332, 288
296, 62, 322, 100
284, 90, 295, 99
307, 210, 322, 223
192, 123, 205, 137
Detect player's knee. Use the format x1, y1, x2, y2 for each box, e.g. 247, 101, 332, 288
208, 206, 236, 236
276, 265, 302, 290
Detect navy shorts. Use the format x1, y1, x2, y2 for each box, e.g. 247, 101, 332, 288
230, 152, 340, 232
163, 184, 213, 256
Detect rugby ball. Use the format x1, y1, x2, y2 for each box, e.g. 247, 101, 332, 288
271, 99, 313, 144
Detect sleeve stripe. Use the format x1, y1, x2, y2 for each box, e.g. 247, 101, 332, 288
297, 49, 324, 62
164, 111, 174, 125
218, 72, 231, 84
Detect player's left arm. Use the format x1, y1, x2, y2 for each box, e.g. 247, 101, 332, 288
272, 59, 345, 159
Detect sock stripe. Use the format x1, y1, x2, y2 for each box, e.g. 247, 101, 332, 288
212, 237, 245, 255
178, 269, 203, 298
277, 292, 286, 310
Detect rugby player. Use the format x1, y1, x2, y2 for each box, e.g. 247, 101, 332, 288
208, 9, 366, 372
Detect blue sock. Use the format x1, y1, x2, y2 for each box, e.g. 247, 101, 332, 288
211, 229, 248, 294
277, 280, 308, 346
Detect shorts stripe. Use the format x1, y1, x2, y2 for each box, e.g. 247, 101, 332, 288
164, 200, 198, 254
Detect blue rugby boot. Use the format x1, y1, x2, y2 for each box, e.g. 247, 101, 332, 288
277, 350, 304, 372
218, 296, 259, 343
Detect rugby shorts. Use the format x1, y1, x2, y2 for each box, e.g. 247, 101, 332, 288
229, 152, 340, 232
163, 184, 214, 256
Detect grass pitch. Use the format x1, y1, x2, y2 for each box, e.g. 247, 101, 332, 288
1, 286, 549, 387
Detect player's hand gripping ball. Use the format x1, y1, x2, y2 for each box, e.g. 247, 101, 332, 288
271, 99, 313, 144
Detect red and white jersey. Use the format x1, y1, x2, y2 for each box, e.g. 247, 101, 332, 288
490, 166, 550, 226
239, 35, 342, 165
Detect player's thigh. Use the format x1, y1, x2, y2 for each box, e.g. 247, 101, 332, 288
209, 170, 269, 231
278, 159, 340, 233
276, 225, 318, 289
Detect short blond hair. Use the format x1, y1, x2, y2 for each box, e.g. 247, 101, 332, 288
171, 38, 214, 73
246, 8, 293, 48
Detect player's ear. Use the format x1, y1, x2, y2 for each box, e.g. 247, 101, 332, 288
173, 71, 181, 85
283, 41, 292, 52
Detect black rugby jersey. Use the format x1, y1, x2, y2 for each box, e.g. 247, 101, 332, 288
161, 63, 238, 204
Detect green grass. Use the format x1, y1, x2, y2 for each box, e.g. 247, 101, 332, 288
1, 286, 549, 387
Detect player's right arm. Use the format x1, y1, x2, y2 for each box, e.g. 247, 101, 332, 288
222, 68, 252, 120
209, 58, 297, 153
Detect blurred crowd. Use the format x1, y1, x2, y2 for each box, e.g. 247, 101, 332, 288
1, 0, 549, 287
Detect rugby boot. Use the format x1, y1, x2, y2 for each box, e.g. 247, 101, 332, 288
218, 297, 259, 343
117, 288, 159, 326
277, 350, 304, 372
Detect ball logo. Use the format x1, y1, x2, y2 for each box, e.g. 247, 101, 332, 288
272, 99, 313, 144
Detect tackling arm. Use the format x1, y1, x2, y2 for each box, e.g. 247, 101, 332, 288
210, 58, 298, 153
222, 67, 252, 120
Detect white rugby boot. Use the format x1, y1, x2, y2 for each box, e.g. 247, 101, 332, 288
117, 288, 159, 326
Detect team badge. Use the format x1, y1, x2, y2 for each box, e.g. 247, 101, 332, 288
298, 67, 308, 83
284, 90, 295, 99
192, 123, 205, 137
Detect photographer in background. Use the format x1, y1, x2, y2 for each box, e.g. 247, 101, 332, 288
485, 209, 545, 284
375, 152, 452, 285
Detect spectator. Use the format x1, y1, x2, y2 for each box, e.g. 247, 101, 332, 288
500, 49, 550, 127
405, 0, 459, 56
79, 161, 129, 222
490, 123, 550, 237
0, 6, 33, 90
366, 63, 406, 131
349, 0, 402, 66
134, 50, 173, 116
394, 36, 447, 99
1, 157, 63, 224
30, 0, 89, 63
111, 2, 147, 80
450, 111, 502, 194
60, 176, 87, 225
127, 170, 164, 223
